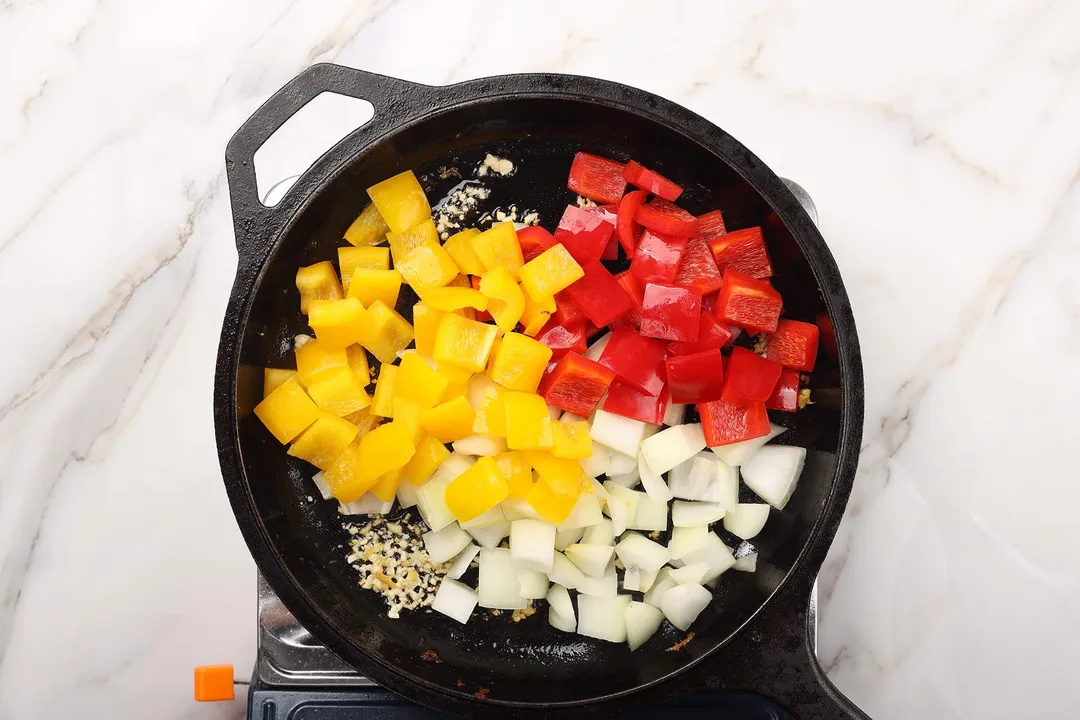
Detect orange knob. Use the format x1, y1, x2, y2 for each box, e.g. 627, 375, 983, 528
194, 664, 235, 702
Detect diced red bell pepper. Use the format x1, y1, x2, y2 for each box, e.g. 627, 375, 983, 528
630, 230, 689, 286
764, 319, 819, 372
722, 347, 783, 402
667, 313, 737, 355
616, 190, 647, 256
553, 292, 587, 327
635, 199, 698, 237
539, 351, 617, 418
553, 205, 616, 265
622, 160, 683, 202
612, 271, 644, 329
535, 319, 588, 358
470, 275, 494, 322
696, 209, 727, 240
665, 349, 726, 404
567, 152, 626, 205
639, 283, 701, 342
603, 381, 668, 424
673, 236, 724, 294
766, 368, 800, 412
602, 231, 619, 260
698, 397, 771, 447
709, 227, 773, 279
715, 269, 782, 333
701, 292, 718, 314
517, 225, 557, 263
816, 312, 838, 360
597, 327, 668, 395
563, 260, 635, 328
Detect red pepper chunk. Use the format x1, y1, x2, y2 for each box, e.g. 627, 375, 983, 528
553, 292, 586, 327
635, 199, 698, 237
698, 397, 771, 447
517, 225, 557, 263
535, 319, 588, 358
697, 209, 727, 240
616, 190, 647, 256
667, 313, 737, 355
612, 271, 644, 330
673, 236, 724, 294
553, 205, 616, 265
764, 319, 819, 372
622, 161, 683, 202
470, 276, 494, 322
723, 347, 783, 403
630, 230, 689, 286
766, 368, 800, 412
539, 351, 616, 417
639, 283, 701, 342
603, 381, 668, 424
567, 152, 626, 205
597, 328, 667, 395
563, 261, 635, 328
709, 227, 773, 279
715, 269, 782, 333
665, 349, 726, 404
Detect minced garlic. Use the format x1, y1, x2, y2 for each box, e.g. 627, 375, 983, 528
477, 153, 514, 177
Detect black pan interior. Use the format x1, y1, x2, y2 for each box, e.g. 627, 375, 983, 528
234, 94, 843, 705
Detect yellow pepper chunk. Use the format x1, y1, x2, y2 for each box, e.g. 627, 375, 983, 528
295, 339, 348, 385
467, 375, 505, 436
526, 473, 580, 524
371, 467, 402, 503
396, 244, 459, 292
420, 396, 476, 443
436, 361, 472, 388
495, 451, 534, 498
391, 396, 425, 445
308, 298, 366, 349
502, 391, 554, 450
343, 202, 390, 247
343, 407, 381, 436
346, 268, 402, 309
471, 222, 524, 277
346, 345, 371, 387
421, 287, 488, 312
404, 433, 451, 486
263, 368, 298, 397
527, 451, 586, 493
288, 412, 360, 470
296, 262, 344, 314
356, 419, 417, 479
488, 332, 553, 393
520, 290, 555, 336
478, 267, 525, 332
254, 377, 320, 443
305, 366, 372, 417
412, 303, 444, 357
367, 171, 430, 234
370, 365, 398, 417
443, 229, 485, 275
519, 244, 584, 301
323, 441, 375, 503
338, 246, 389, 294
432, 313, 499, 373
396, 353, 449, 409
355, 300, 414, 363
552, 419, 592, 459
386, 218, 439, 264
444, 456, 509, 523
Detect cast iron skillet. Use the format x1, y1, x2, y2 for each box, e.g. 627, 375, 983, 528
215, 64, 867, 719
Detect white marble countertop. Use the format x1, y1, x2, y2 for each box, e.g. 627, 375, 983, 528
3, 1, 1080, 718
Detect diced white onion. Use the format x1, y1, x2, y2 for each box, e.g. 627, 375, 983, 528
460, 505, 507, 529
615, 532, 671, 574
423, 523, 472, 564
668, 525, 710, 560
478, 548, 527, 609
549, 606, 577, 632
554, 525, 585, 551
740, 445, 806, 510
396, 478, 419, 509
709, 423, 786, 466
447, 543, 480, 580
564, 543, 615, 579
723, 503, 771, 540
578, 563, 618, 596
628, 492, 669, 532
625, 601, 664, 651
669, 562, 709, 584
549, 551, 587, 591
680, 533, 736, 583
603, 482, 641, 518
583, 332, 612, 362
417, 455, 474, 531
517, 569, 550, 599
432, 578, 478, 624
660, 583, 712, 631
340, 493, 393, 515
621, 566, 658, 593
644, 568, 677, 608
582, 519, 615, 546
501, 497, 543, 521
607, 496, 629, 537
580, 442, 611, 478
662, 401, 686, 427
640, 423, 706, 476
466, 516, 511, 550
607, 473, 640, 489
637, 453, 673, 504
671, 500, 726, 528
608, 450, 637, 477
733, 547, 758, 572
452, 434, 507, 456
590, 410, 648, 458
577, 594, 631, 642
509, 519, 556, 573
561, 493, 603, 529
311, 472, 333, 500
713, 458, 739, 511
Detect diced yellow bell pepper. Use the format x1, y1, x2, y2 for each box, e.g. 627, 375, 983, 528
552, 419, 592, 459
343, 202, 390, 247
346, 268, 402, 309
295, 340, 348, 385
308, 298, 366, 349
371, 365, 398, 417
432, 313, 499, 373
404, 433, 451, 486
444, 456, 509, 523
527, 451, 586, 493
338, 246, 390, 294
394, 353, 449, 409
343, 407, 381, 436
478, 267, 525, 332
502, 391, 554, 450
296, 262, 344, 314
386, 218, 439, 264
436, 361, 472, 388
471, 222, 524, 277
396, 244, 459, 292
442, 383, 468, 403
412, 303, 444, 357
526, 473, 580, 524
323, 441, 376, 503
520, 290, 555, 336
305, 366, 372, 417
447, 273, 472, 288
288, 412, 360, 470
356, 419, 417, 478
367, 171, 430, 234
371, 467, 402, 503
422, 287, 488, 313
254, 377, 321, 443
263, 368, 298, 397
495, 451, 534, 498
391, 396, 425, 445
467, 376, 505, 436
346, 345, 372, 387
518, 244, 584, 301
488, 332, 553, 393
420, 396, 476, 443
355, 300, 414, 363
443, 229, 485, 275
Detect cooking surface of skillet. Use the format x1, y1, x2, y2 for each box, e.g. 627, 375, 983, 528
216, 64, 865, 718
